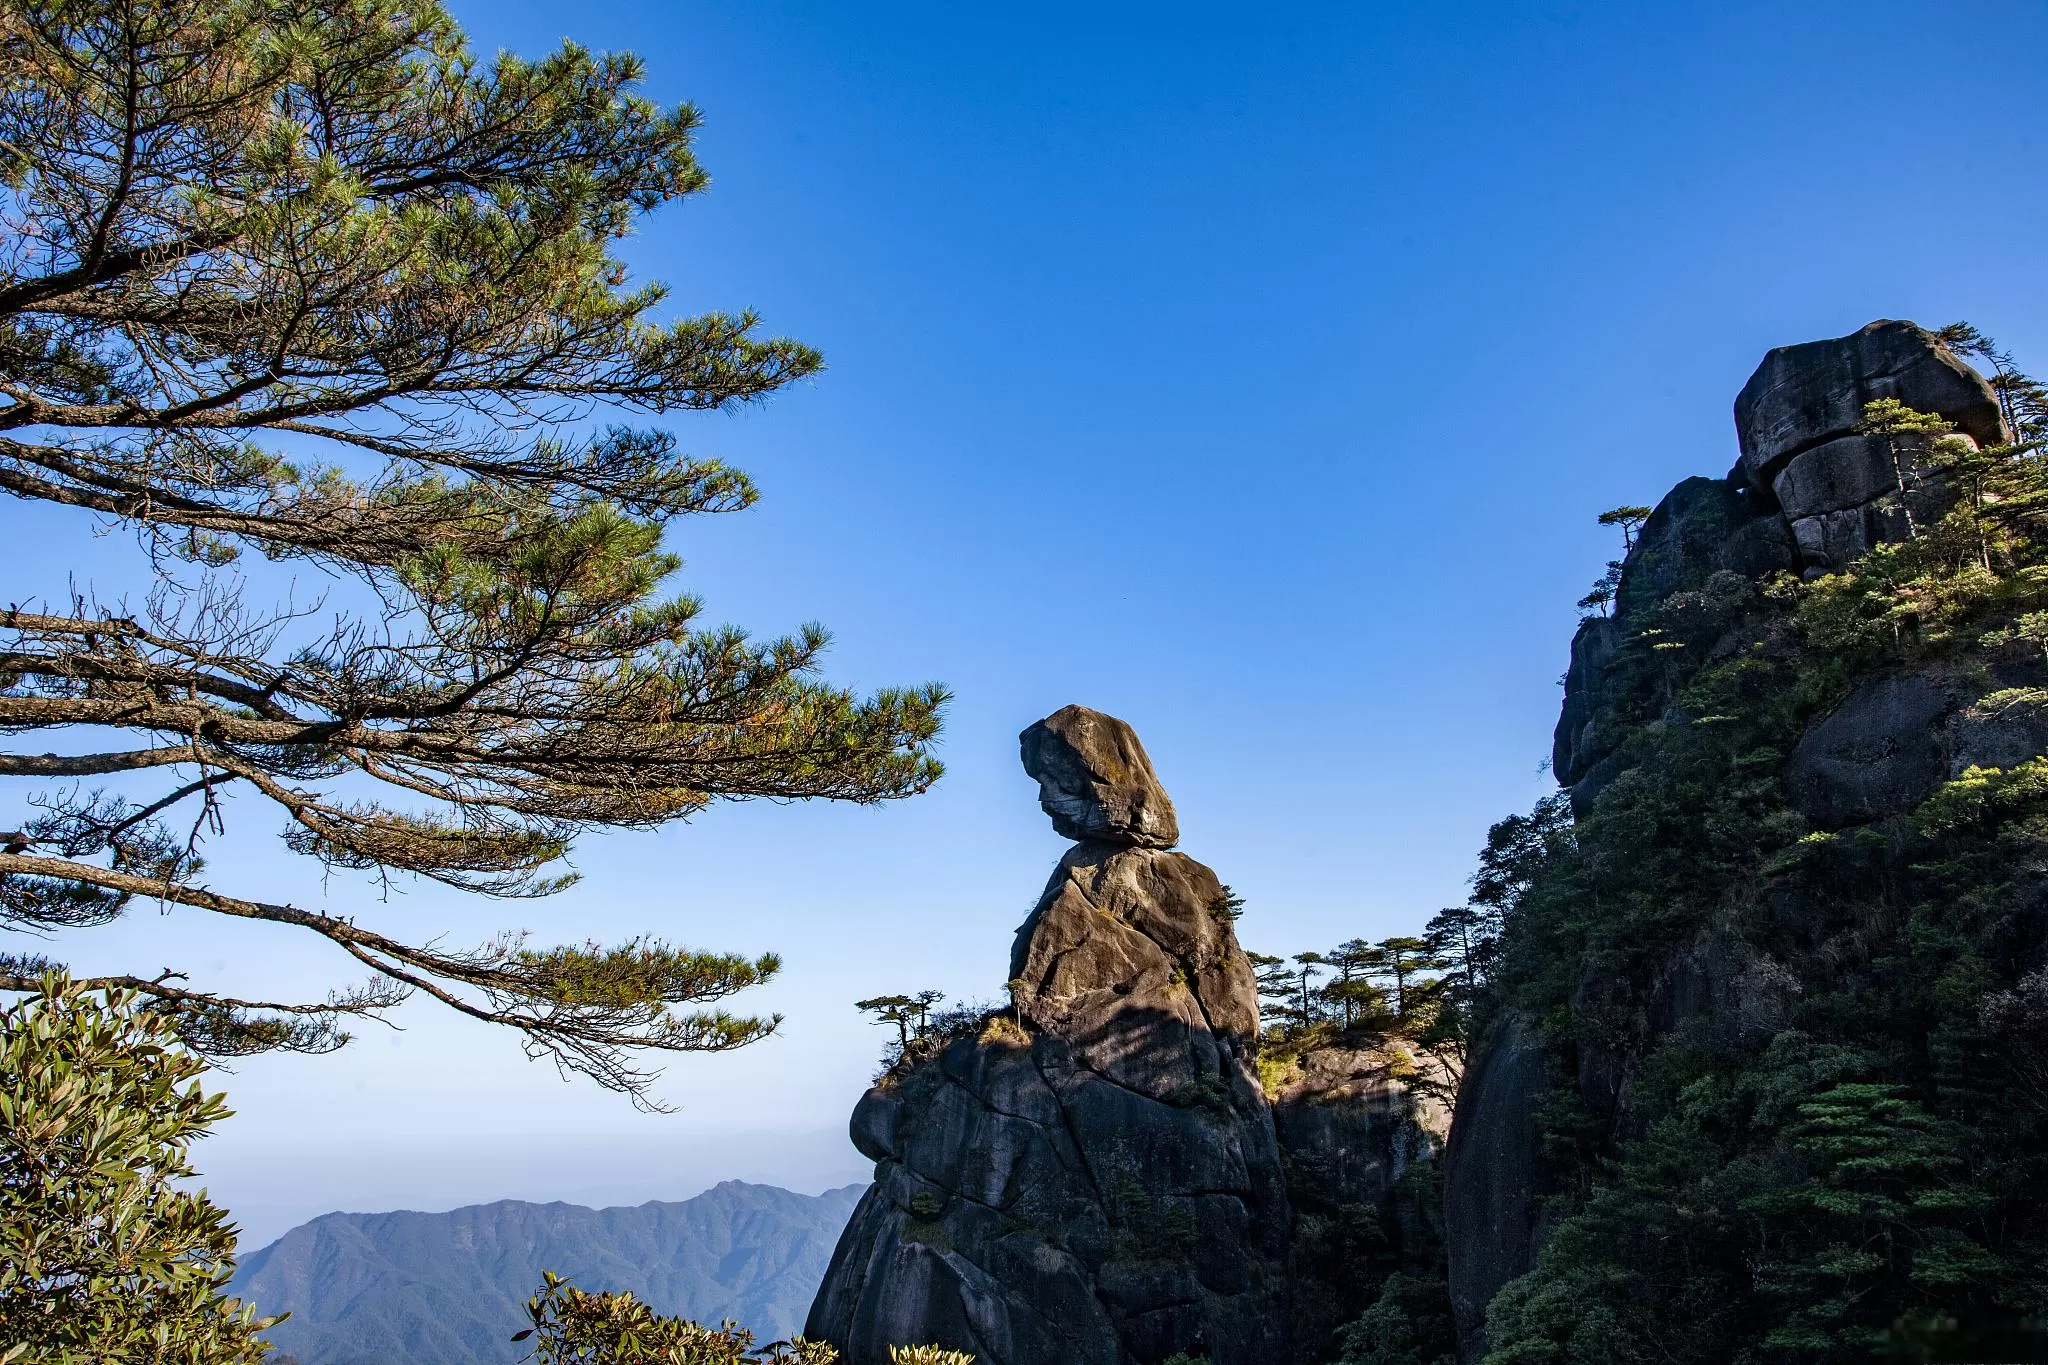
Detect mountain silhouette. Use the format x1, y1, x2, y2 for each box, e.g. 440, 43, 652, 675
231, 1180, 865, 1365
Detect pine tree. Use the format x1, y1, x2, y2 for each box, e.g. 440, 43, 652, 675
1579, 507, 1652, 619
1937, 321, 2048, 443
1291, 952, 1332, 1031
1423, 903, 1496, 994
1371, 936, 1445, 1018
1855, 397, 1955, 541
1249, 952, 1301, 1037
1596, 505, 1654, 554
855, 996, 919, 1051
1321, 938, 1389, 1030
0, 0, 947, 1101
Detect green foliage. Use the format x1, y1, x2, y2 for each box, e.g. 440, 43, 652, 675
855, 992, 1004, 1074
1579, 506, 1655, 618
0, 974, 277, 1363
517, 1271, 837, 1364
1577, 559, 1622, 619
1250, 930, 1457, 1053
1914, 757, 2048, 834
1336, 1273, 1458, 1365
516, 1271, 981, 1364
1208, 884, 1248, 923
0, 0, 946, 1100
1938, 322, 2048, 442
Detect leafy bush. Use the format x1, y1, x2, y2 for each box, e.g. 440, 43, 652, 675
517, 1272, 971, 1364
0, 975, 277, 1362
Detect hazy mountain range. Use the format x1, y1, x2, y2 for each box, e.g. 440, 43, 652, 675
230, 1180, 865, 1365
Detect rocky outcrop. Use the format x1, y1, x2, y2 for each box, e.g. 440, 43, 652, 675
1734, 319, 2006, 483
1271, 1042, 1454, 1356
1269, 1044, 1449, 1214
810, 709, 1445, 1365
1553, 321, 2007, 799
1462, 322, 2020, 1358
1787, 671, 1958, 828
1788, 665, 2048, 829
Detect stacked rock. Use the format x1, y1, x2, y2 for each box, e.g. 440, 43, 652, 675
807, 706, 1292, 1365
1735, 319, 2008, 572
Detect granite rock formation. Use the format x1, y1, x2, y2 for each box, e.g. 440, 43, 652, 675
1440, 1011, 1545, 1360
1018, 704, 1180, 848
1448, 321, 2024, 1357
1735, 318, 2007, 573
809, 707, 1446, 1365
1553, 320, 2010, 804
1269, 1039, 1454, 1354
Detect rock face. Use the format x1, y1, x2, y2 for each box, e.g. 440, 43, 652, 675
1454, 323, 2020, 1358
809, 709, 1445, 1365
1271, 1042, 1454, 1355
1269, 1044, 1449, 1214
1734, 319, 2006, 482
1787, 664, 2048, 829
1441, 1012, 1546, 1362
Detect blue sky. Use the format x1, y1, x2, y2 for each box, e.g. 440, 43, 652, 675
7, 0, 2047, 1247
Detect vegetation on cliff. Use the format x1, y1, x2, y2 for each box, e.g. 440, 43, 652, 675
517, 1271, 976, 1365
1421, 333, 2048, 1364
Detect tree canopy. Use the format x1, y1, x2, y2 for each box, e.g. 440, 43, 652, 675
0, 0, 946, 1100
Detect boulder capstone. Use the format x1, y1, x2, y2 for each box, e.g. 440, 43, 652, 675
1726, 320, 2011, 573
1735, 318, 2006, 483
1019, 704, 1180, 848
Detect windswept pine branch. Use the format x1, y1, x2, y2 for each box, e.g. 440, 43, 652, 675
0, 0, 947, 1100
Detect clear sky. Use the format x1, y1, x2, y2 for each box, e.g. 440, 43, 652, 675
7, 0, 2047, 1249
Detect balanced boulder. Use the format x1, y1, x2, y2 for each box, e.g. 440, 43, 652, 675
1019, 704, 1179, 848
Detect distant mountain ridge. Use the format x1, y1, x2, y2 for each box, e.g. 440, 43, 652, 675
231, 1180, 866, 1365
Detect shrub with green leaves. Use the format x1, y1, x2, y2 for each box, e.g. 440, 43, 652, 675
0, 974, 276, 1363
516, 1272, 971, 1365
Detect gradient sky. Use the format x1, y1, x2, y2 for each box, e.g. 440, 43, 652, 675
7, 0, 2047, 1249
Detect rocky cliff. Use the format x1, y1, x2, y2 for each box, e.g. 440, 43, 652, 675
808, 706, 1446, 1365
1444, 321, 2048, 1362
